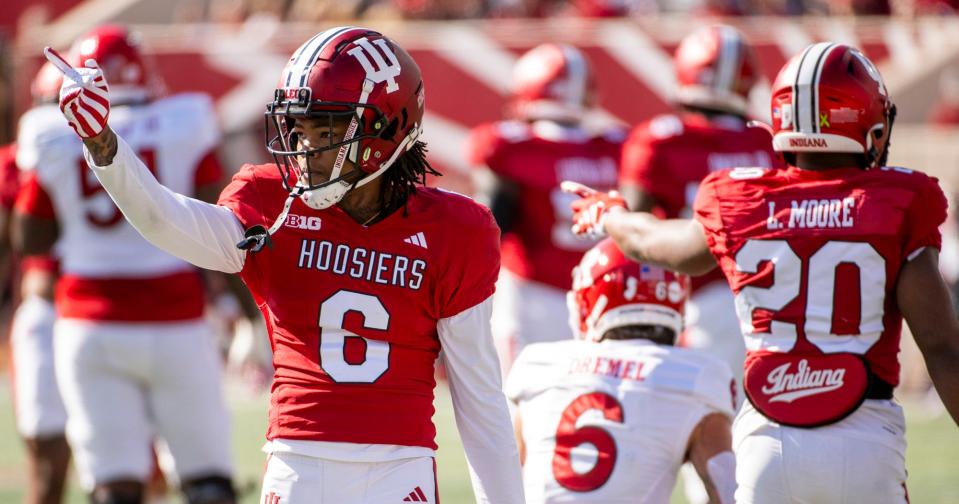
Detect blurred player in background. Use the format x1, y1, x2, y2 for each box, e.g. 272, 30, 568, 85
15, 26, 236, 503
507, 238, 736, 503
566, 42, 959, 503
619, 25, 777, 406
48, 25, 524, 503
8, 61, 71, 504
467, 43, 624, 375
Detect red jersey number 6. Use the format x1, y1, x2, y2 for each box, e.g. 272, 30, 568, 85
552, 392, 624, 492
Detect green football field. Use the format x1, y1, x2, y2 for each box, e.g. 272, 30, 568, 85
1, 380, 957, 503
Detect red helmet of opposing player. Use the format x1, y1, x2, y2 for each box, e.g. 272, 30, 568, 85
674, 25, 759, 116
266, 26, 425, 210
770, 43, 895, 168
568, 238, 689, 342
31, 62, 63, 104
511, 43, 596, 122
68, 25, 161, 104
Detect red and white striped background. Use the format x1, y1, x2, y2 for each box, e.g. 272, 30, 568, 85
15, 17, 959, 184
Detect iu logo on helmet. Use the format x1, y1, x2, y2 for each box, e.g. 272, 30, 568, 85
348, 38, 402, 94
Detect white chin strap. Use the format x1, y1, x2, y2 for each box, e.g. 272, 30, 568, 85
300, 125, 420, 210
262, 125, 421, 238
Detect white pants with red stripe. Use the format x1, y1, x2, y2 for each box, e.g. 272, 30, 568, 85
260, 452, 438, 504
733, 399, 908, 504
54, 318, 233, 489
11, 296, 66, 438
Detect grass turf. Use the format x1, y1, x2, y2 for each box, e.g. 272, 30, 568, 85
0, 381, 956, 503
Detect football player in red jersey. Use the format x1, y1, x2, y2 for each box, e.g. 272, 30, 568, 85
6, 62, 72, 504
467, 43, 624, 375
46, 26, 524, 504
620, 25, 777, 407
20, 27, 237, 504
565, 43, 959, 503
507, 238, 737, 504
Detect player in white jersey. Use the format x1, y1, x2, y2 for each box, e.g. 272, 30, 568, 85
13, 26, 236, 504
8, 61, 71, 504
507, 238, 736, 504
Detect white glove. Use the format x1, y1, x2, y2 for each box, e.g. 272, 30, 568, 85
44, 47, 111, 138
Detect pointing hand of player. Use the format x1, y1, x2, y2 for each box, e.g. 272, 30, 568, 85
561, 181, 627, 238
44, 47, 111, 139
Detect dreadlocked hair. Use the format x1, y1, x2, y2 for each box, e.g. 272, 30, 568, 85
379, 140, 441, 215
602, 325, 676, 346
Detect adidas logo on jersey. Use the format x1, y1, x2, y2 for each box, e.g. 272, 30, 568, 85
404, 232, 428, 249
403, 486, 429, 502
761, 359, 846, 403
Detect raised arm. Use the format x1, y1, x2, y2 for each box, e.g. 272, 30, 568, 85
897, 247, 959, 426
562, 181, 717, 275
603, 210, 716, 276
84, 129, 246, 273
438, 297, 525, 504
45, 47, 246, 273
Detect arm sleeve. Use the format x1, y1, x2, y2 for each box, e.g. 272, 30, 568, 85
904, 174, 948, 259
438, 296, 525, 504
83, 135, 247, 273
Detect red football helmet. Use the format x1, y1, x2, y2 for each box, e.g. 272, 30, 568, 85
511, 43, 596, 122
568, 238, 689, 342
770, 43, 895, 168
266, 26, 425, 210
68, 25, 161, 104
674, 25, 759, 116
31, 61, 63, 104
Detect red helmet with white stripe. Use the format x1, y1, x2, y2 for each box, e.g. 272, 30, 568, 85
266, 26, 425, 210
568, 238, 689, 343
511, 43, 596, 122
770, 43, 895, 168
68, 25, 160, 104
675, 25, 759, 116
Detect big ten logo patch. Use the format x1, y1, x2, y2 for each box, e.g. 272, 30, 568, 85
285, 214, 322, 231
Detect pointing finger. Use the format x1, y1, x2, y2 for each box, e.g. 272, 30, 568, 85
560, 180, 597, 197
43, 47, 82, 83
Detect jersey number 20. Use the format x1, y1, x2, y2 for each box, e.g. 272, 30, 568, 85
734, 239, 886, 354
